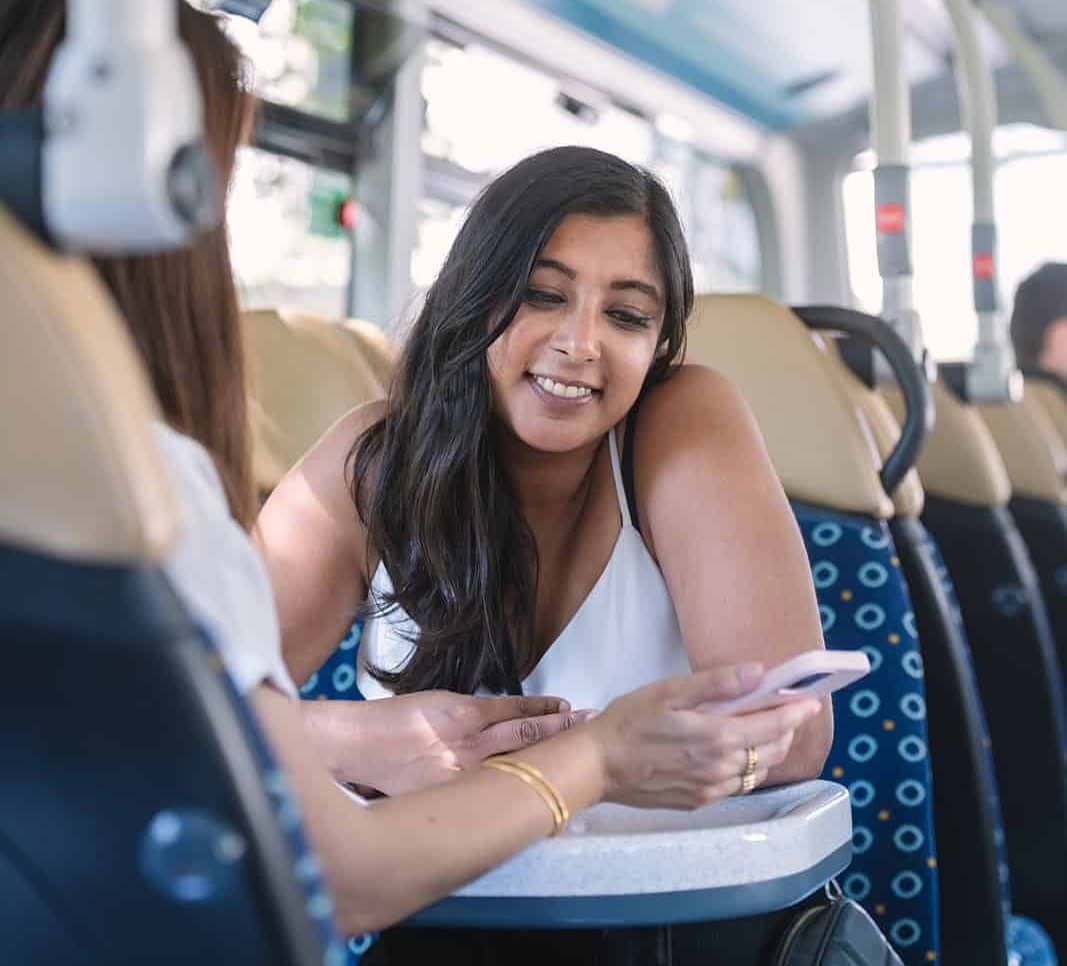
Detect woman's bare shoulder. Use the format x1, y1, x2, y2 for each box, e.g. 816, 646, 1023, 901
638, 363, 761, 448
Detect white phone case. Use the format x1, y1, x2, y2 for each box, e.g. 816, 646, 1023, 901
699, 649, 871, 716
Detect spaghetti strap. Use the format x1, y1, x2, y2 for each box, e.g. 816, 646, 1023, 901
607, 428, 633, 528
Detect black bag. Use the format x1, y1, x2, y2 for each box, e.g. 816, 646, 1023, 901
773, 881, 904, 966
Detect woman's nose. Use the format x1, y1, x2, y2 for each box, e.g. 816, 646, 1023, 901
550, 302, 600, 363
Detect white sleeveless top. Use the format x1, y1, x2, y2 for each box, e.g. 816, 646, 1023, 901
356, 428, 691, 710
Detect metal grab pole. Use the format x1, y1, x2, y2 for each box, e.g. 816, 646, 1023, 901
977, 1, 1067, 132
868, 0, 928, 370
943, 0, 1021, 402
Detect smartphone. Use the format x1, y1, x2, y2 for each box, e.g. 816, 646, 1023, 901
699, 649, 871, 716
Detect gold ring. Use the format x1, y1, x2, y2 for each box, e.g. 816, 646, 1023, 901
740, 746, 758, 795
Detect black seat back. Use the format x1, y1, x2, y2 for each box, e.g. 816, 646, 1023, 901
889, 370, 1067, 960
795, 307, 1009, 966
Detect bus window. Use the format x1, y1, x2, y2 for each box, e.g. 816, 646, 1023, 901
229, 146, 353, 317
843, 124, 1067, 362
421, 35, 654, 175
416, 32, 762, 296
686, 161, 762, 294
222, 0, 354, 122
411, 196, 467, 291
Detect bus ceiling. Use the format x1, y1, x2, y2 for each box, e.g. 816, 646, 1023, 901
204, 1, 1067, 150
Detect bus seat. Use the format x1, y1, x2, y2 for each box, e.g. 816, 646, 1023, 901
243, 309, 397, 706
243, 308, 391, 494
977, 390, 1066, 503
977, 389, 1067, 692
340, 317, 401, 378
1024, 373, 1067, 452
687, 295, 893, 519
821, 339, 1028, 966
687, 294, 939, 966
0, 206, 345, 966
885, 378, 1067, 962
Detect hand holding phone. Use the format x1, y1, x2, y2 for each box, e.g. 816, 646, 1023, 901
698, 649, 870, 717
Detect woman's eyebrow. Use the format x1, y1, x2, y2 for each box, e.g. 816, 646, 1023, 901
610, 278, 662, 303
534, 258, 576, 279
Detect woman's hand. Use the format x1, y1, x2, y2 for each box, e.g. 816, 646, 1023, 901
301, 691, 592, 796
584, 663, 823, 809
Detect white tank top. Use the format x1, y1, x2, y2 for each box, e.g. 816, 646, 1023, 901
356, 428, 691, 710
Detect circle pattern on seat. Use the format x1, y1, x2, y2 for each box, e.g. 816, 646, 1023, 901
291, 622, 376, 963
797, 508, 939, 966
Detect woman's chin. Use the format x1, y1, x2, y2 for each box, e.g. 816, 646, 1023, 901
510, 422, 600, 455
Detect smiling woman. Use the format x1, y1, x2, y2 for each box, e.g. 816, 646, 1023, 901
488, 213, 664, 456
255, 145, 831, 792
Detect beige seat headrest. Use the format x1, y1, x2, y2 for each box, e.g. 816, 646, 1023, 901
341, 318, 401, 377
977, 388, 1066, 504
815, 340, 925, 519
243, 308, 396, 491
883, 380, 1011, 507
1023, 377, 1067, 453
0, 207, 180, 564
687, 295, 894, 519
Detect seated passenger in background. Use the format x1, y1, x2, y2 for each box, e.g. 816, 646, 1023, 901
0, 0, 823, 936
256, 145, 834, 791
1011, 262, 1067, 380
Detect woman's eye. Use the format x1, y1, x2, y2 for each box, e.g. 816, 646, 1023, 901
523, 288, 564, 306
609, 310, 653, 329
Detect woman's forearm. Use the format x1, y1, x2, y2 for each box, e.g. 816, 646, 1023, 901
253, 686, 606, 935
764, 700, 833, 786
299, 699, 356, 781
348, 732, 605, 931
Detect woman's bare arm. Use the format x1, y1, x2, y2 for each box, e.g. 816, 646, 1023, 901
254, 402, 384, 684
634, 365, 833, 784
251, 666, 820, 935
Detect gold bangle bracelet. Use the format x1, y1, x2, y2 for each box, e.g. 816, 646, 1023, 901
482, 757, 569, 836
492, 757, 570, 829
497, 755, 571, 828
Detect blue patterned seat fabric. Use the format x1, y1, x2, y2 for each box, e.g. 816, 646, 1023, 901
300, 621, 375, 963
795, 505, 940, 966
301, 620, 367, 701
193, 629, 349, 966
923, 537, 1058, 966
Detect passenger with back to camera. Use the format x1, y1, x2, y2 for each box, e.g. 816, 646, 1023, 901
0, 0, 824, 939
0, 0, 594, 798
257, 145, 834, 794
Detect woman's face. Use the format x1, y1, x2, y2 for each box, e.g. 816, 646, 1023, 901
487, 212, 665, 454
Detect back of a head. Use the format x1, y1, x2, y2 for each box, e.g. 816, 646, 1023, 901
0, 0, 256, 528
1011, 262, 1067, 371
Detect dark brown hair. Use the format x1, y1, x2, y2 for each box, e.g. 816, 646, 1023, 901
0, 0, 256, 527
1011, 263, 1067, 372
352, 146, 693, 695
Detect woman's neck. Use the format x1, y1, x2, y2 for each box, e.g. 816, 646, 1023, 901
494, 424, 602, 519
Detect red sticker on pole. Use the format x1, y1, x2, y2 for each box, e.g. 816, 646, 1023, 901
973, 253, 994, 280
876, 203, 906, 234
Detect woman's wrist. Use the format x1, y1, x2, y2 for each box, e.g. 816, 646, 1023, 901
512, 720, 609, 816
300, 699, 363, 782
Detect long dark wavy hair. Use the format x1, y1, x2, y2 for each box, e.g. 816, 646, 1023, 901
351, 146, 693, 694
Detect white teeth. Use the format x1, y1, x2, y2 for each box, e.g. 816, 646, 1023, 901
533, 375, 593, 399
